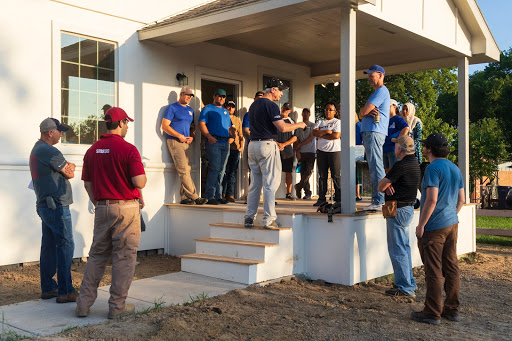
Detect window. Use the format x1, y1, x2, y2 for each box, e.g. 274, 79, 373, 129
61, 33, 116, 144
263, 75, 291, 108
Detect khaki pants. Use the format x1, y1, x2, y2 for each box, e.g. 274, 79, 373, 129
167, 139, 199, 201
77, 200, 140, 312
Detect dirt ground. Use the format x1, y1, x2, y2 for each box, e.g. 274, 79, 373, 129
0, 255, 181, 306
16, 244, 507, 340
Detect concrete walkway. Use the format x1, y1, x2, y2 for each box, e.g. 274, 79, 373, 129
0, 272, 246, 338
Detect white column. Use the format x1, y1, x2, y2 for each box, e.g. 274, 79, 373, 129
458, 57, 470, 203
340, 4, 357, 214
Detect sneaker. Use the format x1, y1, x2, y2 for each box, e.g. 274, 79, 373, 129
303, 194, 311, 200
195, 198, 208, 205
441, 313, 460, 322
285, 193, 293, 200
385, 287, 415, 298
244, 217, 254, 228
41, 289, 58, 300
264, 220, 279, 229
206, 199, 219, 205
180, 198, 195, 205
56, 292, 79, 303
313, 200, 326, 207
362, 203, 383, 211
219, 198, 229, 204
108, 303, 135, 319
411, 311, 440, 325
76, 306, 89, 318
226, 195, 235, 202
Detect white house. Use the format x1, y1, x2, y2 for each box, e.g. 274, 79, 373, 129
0, 0, 499, 285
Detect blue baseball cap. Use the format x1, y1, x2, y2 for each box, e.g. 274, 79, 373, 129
214, 89, 227, 96
40, 117, 70, 132
363, 65, 386, 75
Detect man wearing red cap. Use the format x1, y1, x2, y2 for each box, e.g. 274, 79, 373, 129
76, 107, 147, 319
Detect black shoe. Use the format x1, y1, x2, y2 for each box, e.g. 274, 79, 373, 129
313, 200, 326, 207
411, 311, 440, 325
294, 184, 301, 199
219, 198, 229, 204
180, 198, 195, 205
356, 197, 362, 201
41, 289, 58, 300
195, 198, 208, 205
286, 193, 294, 200
244, 217, 254, 228
441, 313, 460, 322
206, 199, 219, 205
303, 194, 311, 200
385, 287, 415, 298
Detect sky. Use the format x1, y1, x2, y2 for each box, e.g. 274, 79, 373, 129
469, 0, 511, 74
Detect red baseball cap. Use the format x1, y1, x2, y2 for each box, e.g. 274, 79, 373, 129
104, 107, 133, 122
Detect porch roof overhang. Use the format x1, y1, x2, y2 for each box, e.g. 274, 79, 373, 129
138, 0, 500, 79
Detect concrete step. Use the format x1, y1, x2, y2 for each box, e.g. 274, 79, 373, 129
195, 238, 277, 261
209, 223, 290, 244
181, 253, 261, 284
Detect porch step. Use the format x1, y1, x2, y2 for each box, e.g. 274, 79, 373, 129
209, 223, 288, 244
195, 238, 277, 261
210, 222, 292, 230
181, 253, 261, 284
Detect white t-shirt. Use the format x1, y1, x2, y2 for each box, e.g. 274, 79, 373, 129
314, 118, 341, 152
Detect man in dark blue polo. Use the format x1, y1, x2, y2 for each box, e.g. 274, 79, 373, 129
198, 89, 232, 205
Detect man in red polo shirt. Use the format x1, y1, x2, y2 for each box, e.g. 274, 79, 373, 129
76, 107, 146, 319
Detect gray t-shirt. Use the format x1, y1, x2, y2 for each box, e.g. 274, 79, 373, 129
29, 140, 73, 206
295, 121, 316, 153
276, 117, 296, 158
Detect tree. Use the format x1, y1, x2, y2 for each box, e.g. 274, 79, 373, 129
469, 118, 509, 193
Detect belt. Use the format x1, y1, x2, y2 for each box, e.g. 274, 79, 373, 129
251, 138, 276, 142
212, 135, 230, 141
96, 199, 138, 205
397, 201, 415, 208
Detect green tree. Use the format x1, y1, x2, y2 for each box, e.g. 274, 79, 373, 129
469, 118, 509, 193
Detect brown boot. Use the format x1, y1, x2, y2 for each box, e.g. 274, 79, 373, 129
108, 303, 135, 319
75, 306, 89, 318
226, 195, 235, 202
56, 291, 79, 303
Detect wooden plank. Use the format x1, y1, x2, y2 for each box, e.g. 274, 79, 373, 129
195, 238, 277, 247
180, 253, 263, 265
476, 228, 512, 238
209, 222, 292, 230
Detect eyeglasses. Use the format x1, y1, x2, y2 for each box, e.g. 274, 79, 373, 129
325, 108, 336, 112
122, 118, 129, 124
216, 95, 226, 98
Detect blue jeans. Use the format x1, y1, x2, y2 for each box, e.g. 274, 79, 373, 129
205, 141, 230, 200
222, 149, 240, 197
36, 204, 76, 296
383, 151, 397, 170
386, 205, 416, 295
362, 131, 386, 205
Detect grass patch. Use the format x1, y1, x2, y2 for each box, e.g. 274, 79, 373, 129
137, 296, 166, 315
476, 216, 512, 229
476, 234, 512, 246
183, 292, 209, 306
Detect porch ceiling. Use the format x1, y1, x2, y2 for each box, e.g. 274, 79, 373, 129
138, 0, 496, 78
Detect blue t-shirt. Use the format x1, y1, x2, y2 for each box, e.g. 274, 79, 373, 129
29, 140, 73, 206
420, 159, 464, 232
361, 85, 390, 135
242, 112, 250, 128
355, 121, 362, 145
163, 102, 194, 140
383, 115, 409, 153
249, 98, 282, 140
198, 104, 232, 143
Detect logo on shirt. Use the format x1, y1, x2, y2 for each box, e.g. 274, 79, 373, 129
188, 111, 193, 116
224, 110, 228, 115
390, 122, 395, 129
96, 149, 110, 154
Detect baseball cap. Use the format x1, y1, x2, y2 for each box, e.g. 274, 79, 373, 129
104, 107, 134, 122
282, 102, 292, 111
391, 135, 415, 152
420, 132, 448, 148
266, 78, 289, 91
390, 99, 398, 107
363, 64, 386, 75
214, 89, 227, 97
254, 91, 264, 98
180, 86, 194, 97
226, 100, 236, 107
40, 118, 70, 132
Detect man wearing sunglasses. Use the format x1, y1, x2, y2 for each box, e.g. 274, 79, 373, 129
199, 89, 232, 205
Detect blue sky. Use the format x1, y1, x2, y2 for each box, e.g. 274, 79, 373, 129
469, 0, 511, 74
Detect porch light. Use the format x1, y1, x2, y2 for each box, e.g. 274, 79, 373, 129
176, 72, 188, 86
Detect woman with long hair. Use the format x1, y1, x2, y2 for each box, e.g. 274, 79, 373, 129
400, 102, 422, 163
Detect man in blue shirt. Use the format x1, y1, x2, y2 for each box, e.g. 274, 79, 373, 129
244, 79, 305, 229
359, 64, 390, 211
411, 133, 465, 325
199, 89, 232, 205
30, 118, 78, 303
383, 99, 409, 173
162, 86, 207, 205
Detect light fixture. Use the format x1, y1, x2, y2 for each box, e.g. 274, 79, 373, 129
176, 72, 188, 86
320, 79, 340, 87
321, 83, 327, 88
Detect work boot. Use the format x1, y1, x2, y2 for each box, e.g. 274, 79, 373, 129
108, 303, 135, 319
75, 306, 89, 318
56, 292, 79, 303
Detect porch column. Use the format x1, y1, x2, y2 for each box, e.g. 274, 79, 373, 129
458, 57, 470, 203
340, 4, 357, 214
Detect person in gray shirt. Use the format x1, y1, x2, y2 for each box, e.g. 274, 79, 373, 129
294, 108, 316, 200
29, 118, 77, 303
